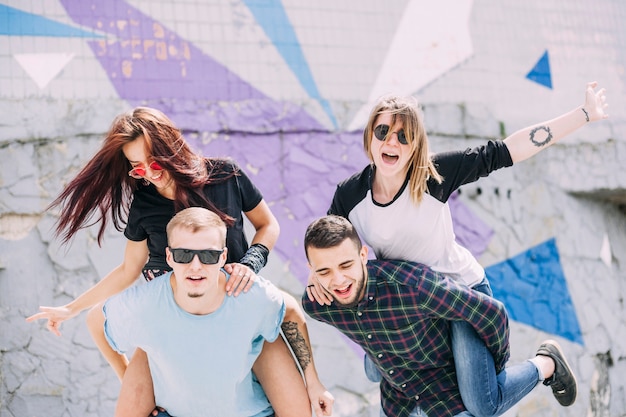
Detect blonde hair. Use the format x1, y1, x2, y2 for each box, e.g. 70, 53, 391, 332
363, 95, 442, 204
166, 207, 227, 246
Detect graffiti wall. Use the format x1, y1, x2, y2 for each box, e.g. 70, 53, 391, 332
1, 0, 625, 416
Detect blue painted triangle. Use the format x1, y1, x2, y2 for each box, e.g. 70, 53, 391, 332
0, 4, 102, 38
526, 50, 552, 89
486, 238, 583, 345
243, 0, 338, 128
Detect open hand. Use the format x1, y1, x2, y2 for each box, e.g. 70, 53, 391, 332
26, 305, 78, 336
583, 81, 609, 122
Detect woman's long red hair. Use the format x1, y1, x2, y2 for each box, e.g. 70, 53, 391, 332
49, 107, 234, 245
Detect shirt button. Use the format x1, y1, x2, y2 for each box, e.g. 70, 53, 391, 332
401, 384, 406, 388
368, 296, 373, 300
377, 354, 383, 358
357, 311, 362, 316
389, 370, 394, 375
367, 334, 372, 339
415, 395, 420, 400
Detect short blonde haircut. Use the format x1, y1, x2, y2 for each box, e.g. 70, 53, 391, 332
166, 207, 226, 246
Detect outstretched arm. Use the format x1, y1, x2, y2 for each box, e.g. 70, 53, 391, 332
282, 292, 334, 417
26, 239, 148, 335
504, 81, 609, 163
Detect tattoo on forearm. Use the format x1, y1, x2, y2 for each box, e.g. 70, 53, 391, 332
529, 125, 553, 147
281, 321, 312, 372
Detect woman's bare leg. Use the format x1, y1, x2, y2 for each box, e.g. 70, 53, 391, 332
253, 336, 312, 417
86, 304, 155, 416
115, 348, 156, 417
86, 302, 128, 380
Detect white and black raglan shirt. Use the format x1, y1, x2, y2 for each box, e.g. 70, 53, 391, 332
328, 140, 513, 287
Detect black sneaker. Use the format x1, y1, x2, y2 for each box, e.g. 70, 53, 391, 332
536, 339, 577, 407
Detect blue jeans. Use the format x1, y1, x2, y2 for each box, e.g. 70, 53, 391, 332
380, 361, 540, 417
369, 277, 541, 417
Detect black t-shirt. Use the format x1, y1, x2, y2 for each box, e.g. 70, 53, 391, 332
124, 159, 263, 271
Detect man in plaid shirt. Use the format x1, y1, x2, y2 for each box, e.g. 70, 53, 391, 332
302, 215, 577, 417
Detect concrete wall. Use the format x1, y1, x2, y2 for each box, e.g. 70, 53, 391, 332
1, 0, 625, 416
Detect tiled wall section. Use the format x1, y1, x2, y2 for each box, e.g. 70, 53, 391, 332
1, 1, 625, 416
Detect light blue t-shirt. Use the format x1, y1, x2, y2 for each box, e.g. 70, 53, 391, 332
103, 272, 285, 417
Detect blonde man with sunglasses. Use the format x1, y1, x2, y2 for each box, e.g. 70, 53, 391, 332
95, 207, 333, 417
27, 107, 330, 417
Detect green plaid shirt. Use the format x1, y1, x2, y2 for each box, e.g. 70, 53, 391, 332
303, 260, 510, 417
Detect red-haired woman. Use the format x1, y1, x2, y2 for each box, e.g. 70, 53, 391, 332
27, 107, 332, 417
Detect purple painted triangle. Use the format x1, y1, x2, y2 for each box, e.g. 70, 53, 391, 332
449, 192, 494, 257
59, 0, 323, 132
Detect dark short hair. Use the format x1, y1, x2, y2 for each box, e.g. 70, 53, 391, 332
304, 215, 362, 259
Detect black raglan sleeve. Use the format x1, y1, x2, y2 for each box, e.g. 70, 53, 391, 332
428, 140, 513, 203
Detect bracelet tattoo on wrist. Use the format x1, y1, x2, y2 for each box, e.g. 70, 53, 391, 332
581, 107, 590, 122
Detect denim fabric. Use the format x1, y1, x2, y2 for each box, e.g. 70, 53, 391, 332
364, 277, 493, 385
373, 277, 541, 417
452, 277, 539, 416
364, 350, 382, 382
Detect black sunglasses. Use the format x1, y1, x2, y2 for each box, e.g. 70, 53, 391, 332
373, 124, 408, 145
169, 248, 224, 265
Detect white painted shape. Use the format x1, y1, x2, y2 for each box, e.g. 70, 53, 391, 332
600, 233, 612, 267
14, 53, 75, 89
348, 0, 474, 130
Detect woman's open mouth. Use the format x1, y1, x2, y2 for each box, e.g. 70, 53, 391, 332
381, 152, 399, 164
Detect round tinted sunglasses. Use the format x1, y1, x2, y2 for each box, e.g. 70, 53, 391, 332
374, 124, 408, 145
169, 248, 224, 265
128, 161, 163, 179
